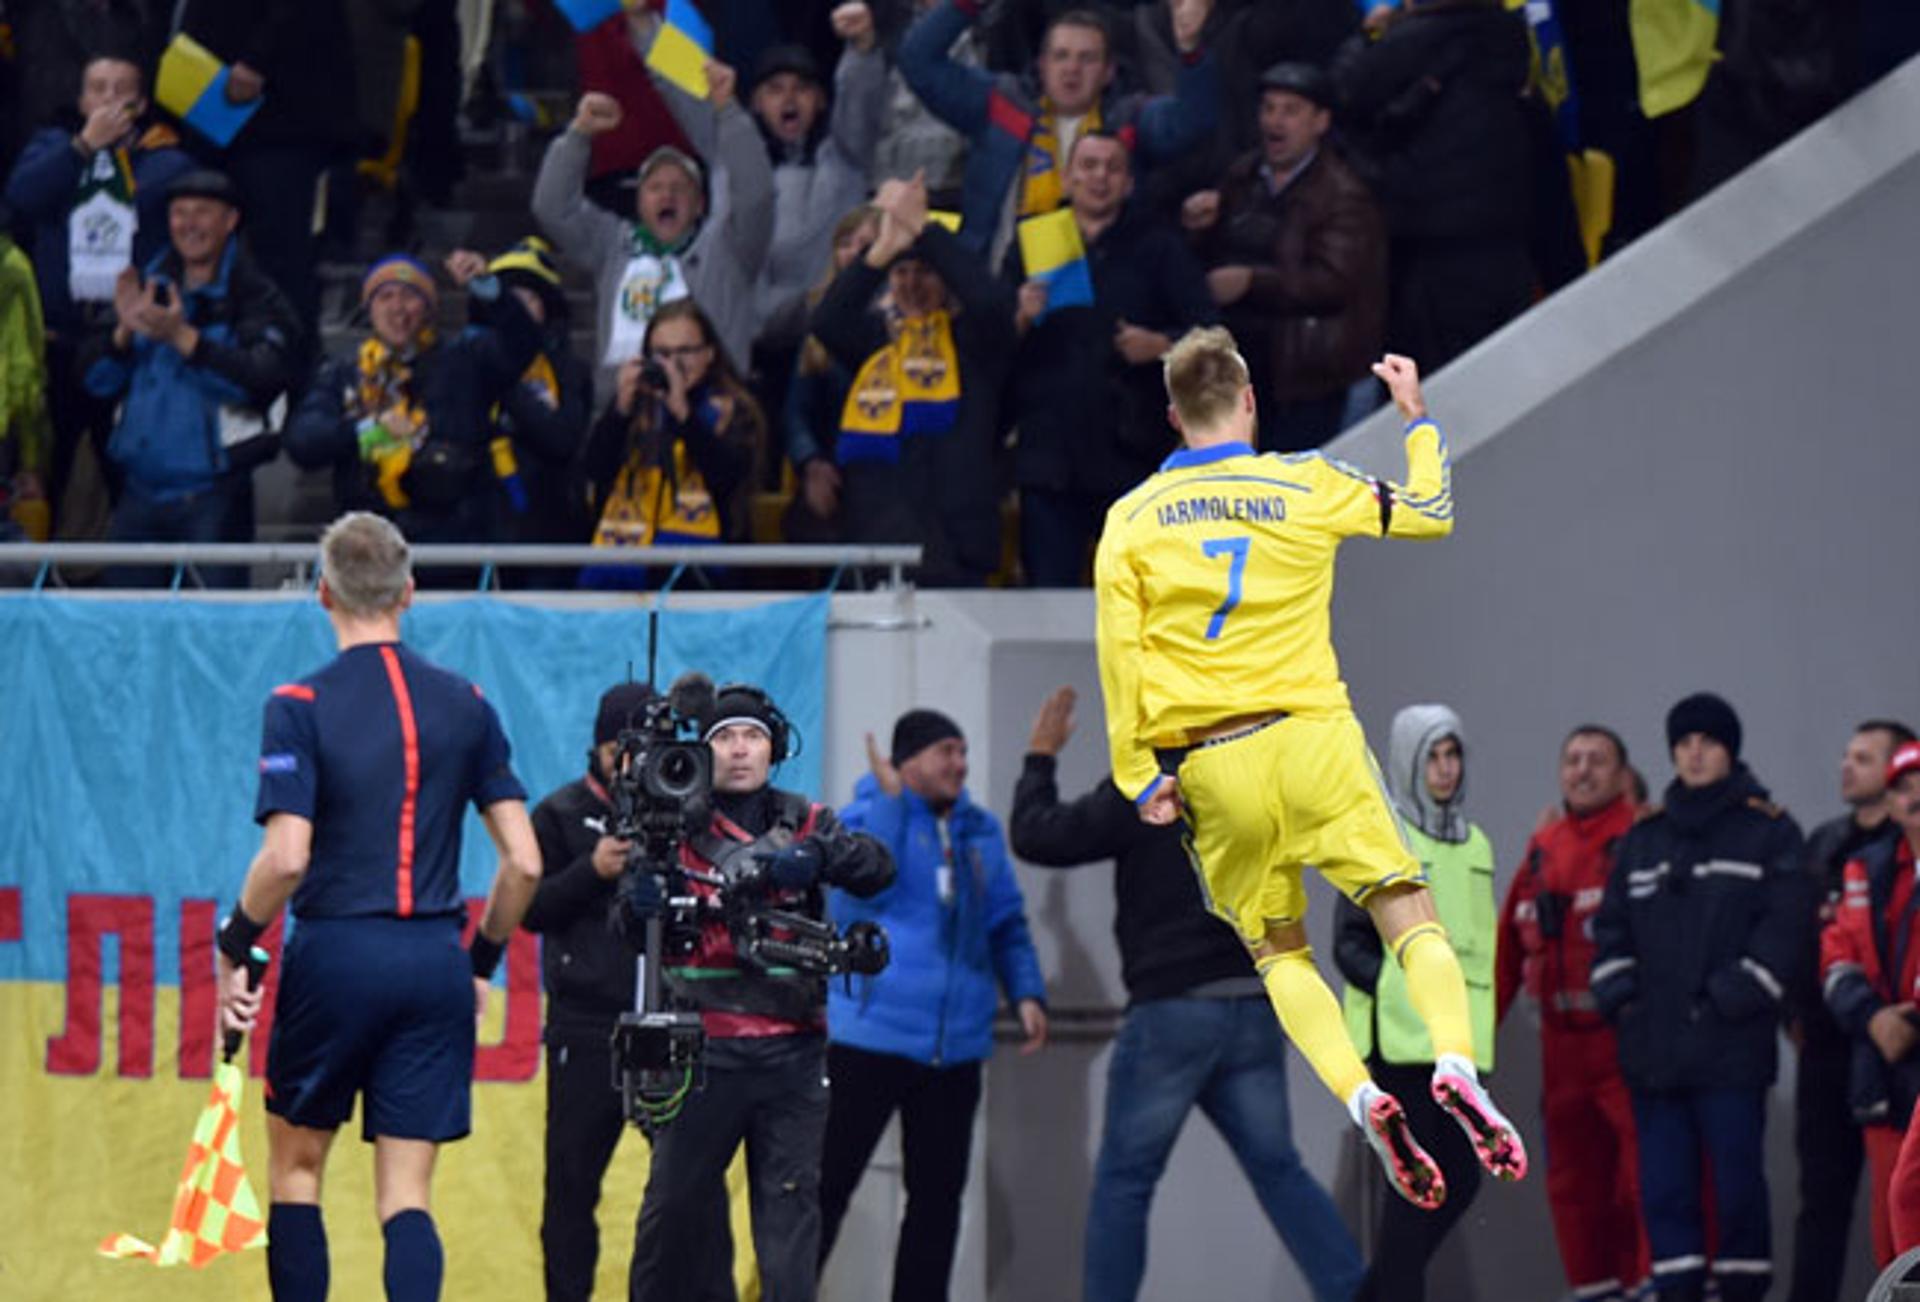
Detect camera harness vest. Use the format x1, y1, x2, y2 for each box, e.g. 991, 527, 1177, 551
666, 791, 828, 1028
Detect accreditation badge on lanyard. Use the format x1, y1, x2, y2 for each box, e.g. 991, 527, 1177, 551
604, 251, 689, 368
69, 150, 138, 303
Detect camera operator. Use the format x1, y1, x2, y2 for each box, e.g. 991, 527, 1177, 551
629, 683, 894, 1302
522, 681, 732, 1302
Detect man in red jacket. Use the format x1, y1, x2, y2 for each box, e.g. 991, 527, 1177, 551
1827, 741, 1920, 1263
1497, 725, 1648, 1302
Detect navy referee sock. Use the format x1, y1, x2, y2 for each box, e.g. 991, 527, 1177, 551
267, 1202, 328, 1302
382, 1207, 444, 1302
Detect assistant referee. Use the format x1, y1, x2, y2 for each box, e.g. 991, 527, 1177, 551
218, 511, 542, 1302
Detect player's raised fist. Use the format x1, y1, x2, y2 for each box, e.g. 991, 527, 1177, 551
573, 92, 623, 137
1371, 353, 1428, 422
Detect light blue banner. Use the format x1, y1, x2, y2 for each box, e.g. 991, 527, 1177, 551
0, 594, 829, 984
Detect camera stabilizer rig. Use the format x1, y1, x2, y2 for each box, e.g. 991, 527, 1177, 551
605, 664, 890, 1136
607, 672, 712, 1137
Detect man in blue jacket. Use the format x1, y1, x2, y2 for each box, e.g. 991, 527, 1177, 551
81, 169, 301, 583
820, 707, 1048, 1302
897, 0, 1219, 259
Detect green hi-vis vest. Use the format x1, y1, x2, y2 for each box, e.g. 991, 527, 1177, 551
1344, 823, 1497, 1071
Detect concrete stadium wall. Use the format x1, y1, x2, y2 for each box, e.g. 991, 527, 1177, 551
816, 52, 1920, 1302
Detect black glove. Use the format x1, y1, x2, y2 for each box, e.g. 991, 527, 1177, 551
618, 867, 666, 932
753, 838, 824, 892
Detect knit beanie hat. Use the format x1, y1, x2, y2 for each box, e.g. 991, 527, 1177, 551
1666, 692, 1742, 759
360, 254, 439, 312
702, 685, 781, 747
594, 682, 656, 747
891, 709, 963, 766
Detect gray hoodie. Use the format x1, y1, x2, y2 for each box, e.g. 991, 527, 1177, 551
641, 31, 888, 354
1387, 703, 1468, 844
531, 79, 774, 396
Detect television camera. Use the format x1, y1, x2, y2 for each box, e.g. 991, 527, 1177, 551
605, 672, 889, 1135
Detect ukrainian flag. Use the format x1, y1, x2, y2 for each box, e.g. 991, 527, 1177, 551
556, 0, 622, 33
647, 0, 715, 98
1017, 209, 1094, 319
155, 34, 262, 148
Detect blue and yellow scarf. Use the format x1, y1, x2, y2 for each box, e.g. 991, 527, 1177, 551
837, 311, 961, 466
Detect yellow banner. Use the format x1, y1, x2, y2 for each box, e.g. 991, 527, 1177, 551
2, 983, 757, 1299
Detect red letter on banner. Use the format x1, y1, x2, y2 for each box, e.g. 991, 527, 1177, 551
466, 898, 541, 1081
46, 893, 156, 1077
0, 886, 20, 942
179, 900, 217, 1080
246, 917, 287, 1080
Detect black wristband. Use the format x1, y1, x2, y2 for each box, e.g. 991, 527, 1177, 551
217, 907, 266, 966
470, 934, 505, 980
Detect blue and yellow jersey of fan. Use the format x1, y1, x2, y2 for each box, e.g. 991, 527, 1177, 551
1094, 419, 1453, 804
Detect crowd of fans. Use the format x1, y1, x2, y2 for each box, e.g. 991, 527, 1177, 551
0, 0, 1914, 586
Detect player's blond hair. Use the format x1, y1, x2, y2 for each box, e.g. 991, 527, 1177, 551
1163, 326, 1251, 435
320, 512, 411, 616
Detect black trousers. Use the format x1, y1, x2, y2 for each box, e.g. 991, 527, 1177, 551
817, 1043, 983, 1302
1788, 1036, 1865, 1302
1355, 1060, 1483, 1302
542, 1029, 732, 1302
631, 1035, 829, 1302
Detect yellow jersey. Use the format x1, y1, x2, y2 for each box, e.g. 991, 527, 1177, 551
1094, 420, 1453, 802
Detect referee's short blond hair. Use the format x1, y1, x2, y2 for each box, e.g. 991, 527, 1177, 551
1163, 326, 1252, 434
320, 512, 411, 616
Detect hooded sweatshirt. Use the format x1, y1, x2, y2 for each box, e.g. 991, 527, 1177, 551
1336, 703, 1497, 1068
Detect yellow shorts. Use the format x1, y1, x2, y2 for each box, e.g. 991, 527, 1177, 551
1173, 711, 1423, 944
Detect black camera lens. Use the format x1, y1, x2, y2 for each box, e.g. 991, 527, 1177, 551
646, 743, 708, 801
640, 358, 671, 391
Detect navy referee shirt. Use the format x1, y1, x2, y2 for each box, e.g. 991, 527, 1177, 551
254, 641, 526, 919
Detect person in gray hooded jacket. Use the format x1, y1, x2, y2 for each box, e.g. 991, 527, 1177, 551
1335, 703, 1498, 1302
532, 64, 774, 398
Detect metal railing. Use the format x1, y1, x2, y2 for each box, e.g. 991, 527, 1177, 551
0, 543, 924, 593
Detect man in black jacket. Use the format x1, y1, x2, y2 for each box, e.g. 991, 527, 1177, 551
1592, 692, 1809, 1302
522, 682, 731, 1302
178, 0, 357, 340
1003, 130, 1216, 586
1331, 0, 1535, 372
1008, 686, 1362, 1302
809, 173, 1013, 586
1788, 718, 1917, 1302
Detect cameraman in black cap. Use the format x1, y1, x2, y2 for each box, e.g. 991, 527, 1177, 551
523, 682, 731, 1302
629, 682, 894, 1302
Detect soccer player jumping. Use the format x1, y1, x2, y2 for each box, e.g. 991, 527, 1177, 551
1092, 326, 1525, 1209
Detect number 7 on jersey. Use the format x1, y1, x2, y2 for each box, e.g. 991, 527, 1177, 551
1201, 536, 1250, 640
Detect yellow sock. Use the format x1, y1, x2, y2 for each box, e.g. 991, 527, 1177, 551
1257, 947, 1373, 1103
1394, 922, 1476, 1063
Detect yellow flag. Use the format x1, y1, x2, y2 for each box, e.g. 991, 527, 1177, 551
100, 1060, 268, 1267
646, 0, 713, 99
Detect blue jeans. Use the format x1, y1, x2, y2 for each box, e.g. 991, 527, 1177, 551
1084, 995, 1363, 1302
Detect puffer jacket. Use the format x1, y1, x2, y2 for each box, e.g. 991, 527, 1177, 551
829, 775, 1046, 1066
1591, 764, 1808, 1091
